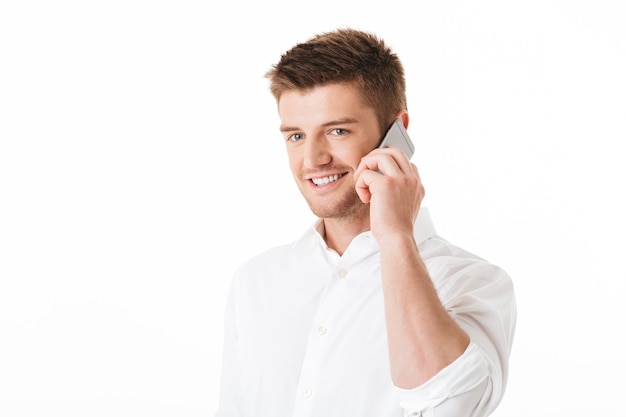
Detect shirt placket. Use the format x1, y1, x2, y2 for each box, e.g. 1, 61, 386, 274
291, 258, 352, 417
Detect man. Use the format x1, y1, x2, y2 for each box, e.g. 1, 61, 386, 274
216, 28, 516, 417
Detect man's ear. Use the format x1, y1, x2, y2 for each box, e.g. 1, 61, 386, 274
395, 110, 409, 130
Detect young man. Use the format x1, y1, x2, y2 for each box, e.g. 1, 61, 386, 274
216, 28, 516, 417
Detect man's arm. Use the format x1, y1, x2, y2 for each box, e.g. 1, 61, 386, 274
356, 143, 469, 388
355, 144, 515, 415
215, 278, 244, 417
377, 231, 470, 388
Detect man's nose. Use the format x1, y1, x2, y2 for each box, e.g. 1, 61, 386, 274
303, 137, 332, 168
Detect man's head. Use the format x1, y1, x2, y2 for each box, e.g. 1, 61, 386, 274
265, 28, 409, 224
265, 28, 407, 134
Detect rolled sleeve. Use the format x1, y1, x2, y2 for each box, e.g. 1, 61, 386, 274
395, 342, 491, 416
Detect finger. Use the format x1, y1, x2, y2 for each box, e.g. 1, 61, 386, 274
355, 176, 371, 203
356, 150, 404, 177
354, 168, 382, 203
384, 146, 414, 174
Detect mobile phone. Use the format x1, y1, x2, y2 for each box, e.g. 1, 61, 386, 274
377, 119, 415, 160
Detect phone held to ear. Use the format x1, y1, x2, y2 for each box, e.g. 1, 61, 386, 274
377, 119, 415, 160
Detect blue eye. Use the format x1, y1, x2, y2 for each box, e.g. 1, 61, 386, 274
288, 133, 304, 143
331, 128, 347, 136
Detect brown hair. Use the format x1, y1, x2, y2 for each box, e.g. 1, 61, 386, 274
265, 28, 407, 133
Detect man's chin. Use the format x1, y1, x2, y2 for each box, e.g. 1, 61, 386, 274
305, 198, 368, 220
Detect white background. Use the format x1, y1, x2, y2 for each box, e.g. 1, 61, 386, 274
1, 1, 625, 416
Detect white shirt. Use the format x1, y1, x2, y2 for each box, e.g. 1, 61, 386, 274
216, 208, 516, 417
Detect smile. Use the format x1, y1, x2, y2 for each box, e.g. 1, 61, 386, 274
311, 173, 346, 186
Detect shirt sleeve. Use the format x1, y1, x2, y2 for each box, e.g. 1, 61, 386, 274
395, 258, 517, 417
394, 342, 491, 416
214, 277, 244, 417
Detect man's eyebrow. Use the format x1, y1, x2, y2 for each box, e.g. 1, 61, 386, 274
279, 118, 359, 133
279, 125, 299, 133
321, 118, 359, 127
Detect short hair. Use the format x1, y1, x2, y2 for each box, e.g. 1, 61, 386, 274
265, 28, 407, 133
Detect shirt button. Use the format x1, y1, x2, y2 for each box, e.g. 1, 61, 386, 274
317, 326, 327, 336
303, 387, 312, 398
337, 268, 348, 278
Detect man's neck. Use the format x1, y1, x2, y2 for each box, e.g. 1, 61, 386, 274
320, 216, 370, 256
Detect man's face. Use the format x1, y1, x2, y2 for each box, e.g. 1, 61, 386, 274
277, 83, 381, 220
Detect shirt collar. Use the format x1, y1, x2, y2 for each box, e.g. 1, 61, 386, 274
413, 206, 437, 245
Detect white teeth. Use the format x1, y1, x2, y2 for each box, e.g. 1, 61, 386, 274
312, 174, 341, 186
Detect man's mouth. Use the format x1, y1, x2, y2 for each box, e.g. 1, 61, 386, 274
310, 173, 346, 186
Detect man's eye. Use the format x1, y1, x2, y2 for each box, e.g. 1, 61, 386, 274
331, 128, 347, 136
288, 133, 304, 142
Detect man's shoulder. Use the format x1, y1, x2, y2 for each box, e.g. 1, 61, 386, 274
421, 235, 512, 285
236, 225, 319, 274
420, 235, 486, 262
